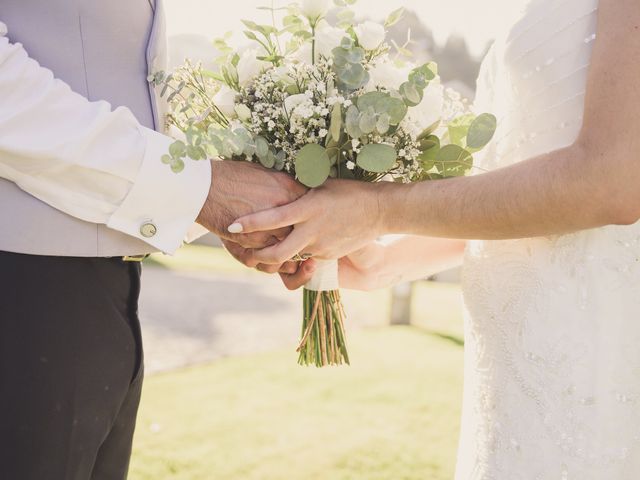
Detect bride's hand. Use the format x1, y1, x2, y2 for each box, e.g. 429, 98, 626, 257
275, 242, 387, 291
227, 179, 387, 265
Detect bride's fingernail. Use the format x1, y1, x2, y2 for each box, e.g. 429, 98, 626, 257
228, 223, 244, 234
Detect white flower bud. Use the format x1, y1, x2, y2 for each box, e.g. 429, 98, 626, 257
301, 0, 329, 22
235, 104, 252, 122
236, 48, 269, 86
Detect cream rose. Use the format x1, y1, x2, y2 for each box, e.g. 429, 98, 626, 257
367, 60, 413, 91
236, 48, 269, 86
213, 85, 237, 118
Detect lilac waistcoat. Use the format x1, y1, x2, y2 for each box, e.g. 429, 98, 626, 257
0, 0, 168, 256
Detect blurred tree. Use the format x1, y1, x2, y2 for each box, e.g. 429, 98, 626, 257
386, 9, 491, 97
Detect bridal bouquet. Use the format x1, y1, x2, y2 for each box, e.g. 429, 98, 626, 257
151, 0, 496, 367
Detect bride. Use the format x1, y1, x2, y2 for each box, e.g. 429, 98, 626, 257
227, 0, 640, 477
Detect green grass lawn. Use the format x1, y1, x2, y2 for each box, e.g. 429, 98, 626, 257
131, 246, 465, 479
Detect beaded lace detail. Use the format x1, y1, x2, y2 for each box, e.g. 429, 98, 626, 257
456, 1, 640, 478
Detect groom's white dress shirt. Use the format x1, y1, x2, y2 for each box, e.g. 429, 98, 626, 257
0, 0, 211, 256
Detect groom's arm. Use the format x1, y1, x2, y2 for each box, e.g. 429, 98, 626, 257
0, 23, 208, 253
380, 0, 640, 240
0, 22, 302, 254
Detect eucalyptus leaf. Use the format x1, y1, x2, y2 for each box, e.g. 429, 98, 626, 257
170, 158, 185, 173
345, 105, 362, 138
359, 110, 377, 134
383, 97, 408, 125
357, 91, 388, 111
436, 144, 473, 176
255, 136, 269, 159
337, 63, 369, 90
259, 150, 276, 169
399, 81, 423, 106
385, 7, 405, 27
376, 113, 391, 134
295, 144, 331, 188
356, 144, 397, 173
447, 113, 475, 147
169, 140, 186, 158
418, 135, 440, 170
467, 113, 497, 150
187, 145, 205, 160
419, 135, 440, 152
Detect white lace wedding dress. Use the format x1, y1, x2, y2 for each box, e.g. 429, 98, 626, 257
457, 0, 640, 478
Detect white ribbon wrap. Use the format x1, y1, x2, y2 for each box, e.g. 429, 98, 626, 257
305, 259, 339, 291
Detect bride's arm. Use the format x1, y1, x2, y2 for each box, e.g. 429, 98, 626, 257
339, 237, 465, 291
228, 0, 640, 264
277, 237, 465, 291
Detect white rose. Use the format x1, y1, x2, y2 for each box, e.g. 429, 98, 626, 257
408, 79, 444, 132
293, 21, 345, 63
284, 93, 309, 116
236, 48, 269, 86
301, 0, 329, 21
315, 21, 346, 58
367, 61, 412, 91
354, 21, 386, 51
213, 86, 237, 118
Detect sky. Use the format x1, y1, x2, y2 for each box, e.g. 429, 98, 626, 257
165, 0, 524, 58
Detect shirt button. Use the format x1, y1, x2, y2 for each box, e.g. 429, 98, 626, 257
140, 222, 157, 238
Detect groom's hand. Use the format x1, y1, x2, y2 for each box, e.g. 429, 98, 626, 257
222, 238, 318, 287
196, 160, 307, 249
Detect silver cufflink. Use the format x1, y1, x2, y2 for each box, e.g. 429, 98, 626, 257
140, 222, 157, 238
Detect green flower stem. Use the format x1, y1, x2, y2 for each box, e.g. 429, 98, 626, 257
311, 23, 316, 66
298, 289, 350, 367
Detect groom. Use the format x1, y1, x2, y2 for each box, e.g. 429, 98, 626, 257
0, 1, 302, 478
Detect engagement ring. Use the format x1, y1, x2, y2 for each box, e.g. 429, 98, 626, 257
291, 253, 313, 262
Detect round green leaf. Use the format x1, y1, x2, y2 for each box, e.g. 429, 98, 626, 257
376, 113, 391, 134
467, 113, 497, 150
356, 144, 397, 173
295, 144, 331, 188
259, 150, 276, 169
357, 92, 388, 112
382, 96, 408, 125
399, 82, 423, 107
345, 105, 363, 138
169, 140, 186, 158
359, 110, 377, 134
436, 144, 473, 176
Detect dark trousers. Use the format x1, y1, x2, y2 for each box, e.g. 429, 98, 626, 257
0, 251, 144, 480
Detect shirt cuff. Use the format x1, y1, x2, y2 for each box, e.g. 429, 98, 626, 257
107, 126, 211, 254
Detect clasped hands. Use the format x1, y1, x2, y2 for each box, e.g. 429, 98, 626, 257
196, 160, 387, 290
